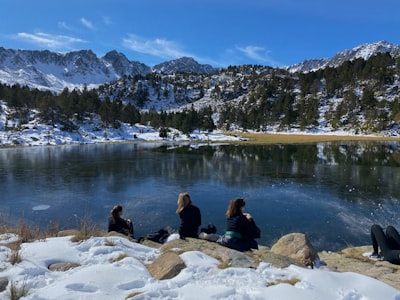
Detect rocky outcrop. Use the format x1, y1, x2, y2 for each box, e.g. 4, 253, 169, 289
270, 233, 318, 267
319, 246, 400, 290
47, 230, 400, 290
142, 236, 400, 290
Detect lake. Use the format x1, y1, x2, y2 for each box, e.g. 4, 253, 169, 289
1, 141, 400, 251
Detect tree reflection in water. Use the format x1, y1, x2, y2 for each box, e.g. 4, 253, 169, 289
0, 141, 399, 251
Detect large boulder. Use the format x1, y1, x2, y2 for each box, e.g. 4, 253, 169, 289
270, 233, 318, 267
146, 251, 186, 280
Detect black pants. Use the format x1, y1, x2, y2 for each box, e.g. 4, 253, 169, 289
370, 224, 400, 264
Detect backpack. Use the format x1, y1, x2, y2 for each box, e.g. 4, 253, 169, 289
200, 223, 217, 234
143, 228, 170, 244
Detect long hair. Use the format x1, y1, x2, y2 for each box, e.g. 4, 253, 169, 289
226, 198, 246, 218
110, 204, 123, 222
176, 192, 192, 214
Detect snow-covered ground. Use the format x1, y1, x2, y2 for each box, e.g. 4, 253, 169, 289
1, 99, 399, 148
0, 233, 399, 300
0, 101, 243, 147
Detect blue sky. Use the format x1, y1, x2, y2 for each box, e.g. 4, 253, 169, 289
1, 0, 399, 68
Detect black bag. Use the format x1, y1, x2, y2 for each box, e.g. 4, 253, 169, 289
144, 228, 170, 244
200, 223, 217, 234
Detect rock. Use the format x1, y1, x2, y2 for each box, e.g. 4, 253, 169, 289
48, 262, 81, 272
146, 252, 186, 280
319, 246, 400, 290
227, 250, 254, 268
254, 248, 301, 268
0, 277, 8, 293
270, 233, 318, 267
160, 237, 259, 269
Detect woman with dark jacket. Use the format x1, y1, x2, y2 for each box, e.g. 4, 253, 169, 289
370, 224, 400, 264
217, 198, 261, 252
176, 192, 201, 239
108, 204, 134, 238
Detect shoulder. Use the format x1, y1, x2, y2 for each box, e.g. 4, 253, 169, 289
186, 204, 200, 212
192, 205, 200, 212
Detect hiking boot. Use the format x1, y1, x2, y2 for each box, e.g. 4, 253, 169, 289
369, 252, 383, 261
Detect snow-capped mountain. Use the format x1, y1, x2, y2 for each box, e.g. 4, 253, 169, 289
0, 47, 214, 93
286, 40, 400, 73
1, 41, 399, 94
152, 57, 216, 74
0, 47, 150, 92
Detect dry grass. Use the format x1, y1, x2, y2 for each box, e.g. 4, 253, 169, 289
266, 278, 301, 287
45, 220, 59, 237
341, 245, 374, 263
70, 216, 102, 243
9, 250, 22, 265
226, 132, 400, 145
109, 253, 130, 263
9, 280, 29, 300
125, 291, 143, 299
104, 239, 116, 246
217, 260, 231, 269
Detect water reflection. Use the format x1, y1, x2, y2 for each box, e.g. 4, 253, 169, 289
0, 141, 399, 251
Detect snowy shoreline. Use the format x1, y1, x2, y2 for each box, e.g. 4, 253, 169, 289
0, 232, 399, 299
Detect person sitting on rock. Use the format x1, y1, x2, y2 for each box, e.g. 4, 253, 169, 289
217, 198, 260, 252
370, 224, 400, 264
176, 192, 201, 239
108, 204, 134, 238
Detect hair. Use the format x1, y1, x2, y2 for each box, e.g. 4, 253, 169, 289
110, 204, 123, 221
176, 192, 192, 214
226, 198, 246, 218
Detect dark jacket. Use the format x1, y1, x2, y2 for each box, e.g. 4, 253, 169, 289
219, 213, 261, 251
226, 214, 260, 240
178, 204, 201, 238
108, 216, 133, 237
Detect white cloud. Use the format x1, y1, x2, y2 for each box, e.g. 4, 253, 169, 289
80, 18, 94, 30
122, 34, 192, 59
14, 32, 86, 51
236, 45, 279, 66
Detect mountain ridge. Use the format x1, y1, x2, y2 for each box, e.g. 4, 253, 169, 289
286, 40, 400, 73
1, 40, 400, 93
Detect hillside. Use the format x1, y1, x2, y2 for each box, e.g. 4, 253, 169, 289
0, 41, 400, 142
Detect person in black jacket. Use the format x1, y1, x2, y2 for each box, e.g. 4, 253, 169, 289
108, 204, 134, 238
370, 224, 400, 264
176, 192, 201, 239
217, 198, 260, 251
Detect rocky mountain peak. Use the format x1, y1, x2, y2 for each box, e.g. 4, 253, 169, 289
286, 40, 400, 73
152, 56, 216, 74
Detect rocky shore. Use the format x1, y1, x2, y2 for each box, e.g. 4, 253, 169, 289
1, 229, 399, 296
120, 231, 400, 290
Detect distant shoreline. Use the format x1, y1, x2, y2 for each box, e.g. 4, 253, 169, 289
229, 132, 400, 144
1, 130, 399, 149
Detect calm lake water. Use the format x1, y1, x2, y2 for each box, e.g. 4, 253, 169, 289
1, 141, 400, 251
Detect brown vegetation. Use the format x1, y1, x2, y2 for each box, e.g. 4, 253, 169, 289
229, 132, 400, 144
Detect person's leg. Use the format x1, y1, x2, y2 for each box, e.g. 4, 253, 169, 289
381, 250, 400, 265
370, 224, 391, 255
386, 226, 400, 250
128, 222, 134, 238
